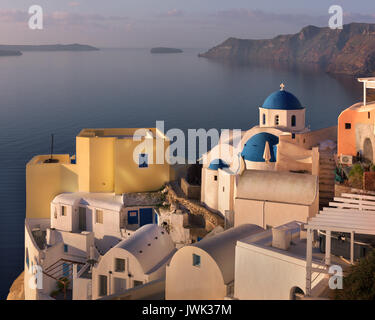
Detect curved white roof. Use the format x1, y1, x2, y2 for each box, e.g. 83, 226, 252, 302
52, 192, 124, 212
114, 224, 176, 274
192, 224, 263, 284
237, 170, 318, 206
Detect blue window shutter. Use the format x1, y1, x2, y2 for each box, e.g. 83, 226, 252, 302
139, 153, 148, 168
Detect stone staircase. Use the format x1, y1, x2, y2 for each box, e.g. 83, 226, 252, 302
319, 149, 337, 209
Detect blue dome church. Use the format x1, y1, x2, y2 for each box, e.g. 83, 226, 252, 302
259, 83, 306, 132
200, 83, 313, 215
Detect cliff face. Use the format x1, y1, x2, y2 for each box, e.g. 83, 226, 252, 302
6, 272, 24, 300
199, 23, 375, 76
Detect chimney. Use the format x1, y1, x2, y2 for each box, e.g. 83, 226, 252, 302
272, 226, 292, 250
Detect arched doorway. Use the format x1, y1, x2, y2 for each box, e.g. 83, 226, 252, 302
363, 138, 373, 162
290, 286, 304, 300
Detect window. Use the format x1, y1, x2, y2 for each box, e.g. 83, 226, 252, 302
54, 208, 57, 219
64, 244, 68, 253
96, 209, 104, 224
139, 153, 148, 168
115, 258, 125, 272
262, 113, 266, 125
292, 133, 296, 139
61, 205, 67, 216
369, 112, 371, 119
291, 115, 296, 127
214, 175, 217, 181
133, 280, 143, 288
193, 254, 201, 267
275, 115, 279, 126
99, 275, 108, 296
25, 248, 29, 269
345, 123, 351, 130
127, 210, 138, 225
114, 278, 127, 293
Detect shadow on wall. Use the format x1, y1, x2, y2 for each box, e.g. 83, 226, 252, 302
96, 235, 122, 254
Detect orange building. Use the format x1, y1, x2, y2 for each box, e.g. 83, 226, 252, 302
338, 78, 375, 163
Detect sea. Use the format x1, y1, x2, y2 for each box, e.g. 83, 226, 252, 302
0, 47, 363, 299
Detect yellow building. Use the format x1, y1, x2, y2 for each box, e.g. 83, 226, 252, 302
26, 128, 171, 219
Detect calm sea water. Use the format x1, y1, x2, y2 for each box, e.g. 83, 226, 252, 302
0, 48, 362, 298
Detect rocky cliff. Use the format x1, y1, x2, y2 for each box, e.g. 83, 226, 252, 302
6, 272, 24, 300
199, 23, 375, 76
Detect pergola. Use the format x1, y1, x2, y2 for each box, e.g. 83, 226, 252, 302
305, 193, 375, 296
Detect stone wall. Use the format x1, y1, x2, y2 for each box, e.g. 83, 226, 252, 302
180, 178, 201, 200
166, 183, 224, 231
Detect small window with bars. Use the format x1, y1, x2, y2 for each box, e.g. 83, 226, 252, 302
193, 254, 201, 267
115, 258, 126, 272
96, 209, 104, 224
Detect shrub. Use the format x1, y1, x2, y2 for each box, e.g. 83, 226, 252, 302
335, 249, 375, 300
348, 164, 364, 189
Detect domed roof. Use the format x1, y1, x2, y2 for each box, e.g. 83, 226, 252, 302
262, 89, 303, 110
241, 133, 279, 163
208, 159, 230, 170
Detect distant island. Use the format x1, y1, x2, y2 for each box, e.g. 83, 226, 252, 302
151, 47, 183, 54
199, 23, 375, 76
0, 44, 99, 53
0, 50, 22, 57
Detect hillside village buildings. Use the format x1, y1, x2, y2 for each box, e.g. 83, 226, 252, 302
20, 78, 375, 300
338, 78, 375, 164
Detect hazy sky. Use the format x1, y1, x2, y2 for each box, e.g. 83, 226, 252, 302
1, 0, 375, 48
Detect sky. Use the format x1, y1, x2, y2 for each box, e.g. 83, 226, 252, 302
1, 0, 375, 48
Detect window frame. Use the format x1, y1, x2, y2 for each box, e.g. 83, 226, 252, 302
275, 115, 279, 126
193, 254, 201, 267
99, 275, 108, 296
61, 205, 67, 216
96, 209, 104, 224
133, 280, 143, 288
114, 258, 126, 273
138, 153, 149, 168
291, 115, 296, 127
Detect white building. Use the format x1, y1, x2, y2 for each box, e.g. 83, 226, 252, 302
234, 170, 319, 228
25, 191, 162, 300
200, 85, 328, 217
165, 224, 263, 300
51, 192, 160, 254
90, 224, 176, 300
24, 217, 94, 300
233, 221, 330, 300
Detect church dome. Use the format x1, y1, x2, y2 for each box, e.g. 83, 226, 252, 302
262, 90, 303, 110
241, 133, 279, 162
208, 159, 230, 170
